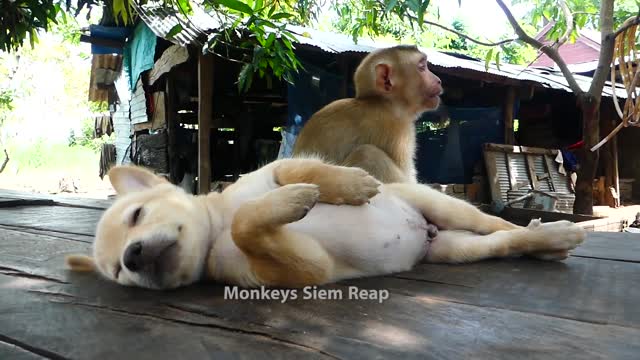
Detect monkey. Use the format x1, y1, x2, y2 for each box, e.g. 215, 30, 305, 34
291, 45, 443, 184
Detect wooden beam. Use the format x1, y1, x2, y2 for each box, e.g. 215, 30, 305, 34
198, 53, 214, 194
166, 73, 179, 185
483, 143, 559, 156
79, 34, 124, 49
503, 86, 516, 145
526, 155, 540, 190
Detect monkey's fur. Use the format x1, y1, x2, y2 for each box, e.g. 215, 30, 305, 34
292, 45, 443, 183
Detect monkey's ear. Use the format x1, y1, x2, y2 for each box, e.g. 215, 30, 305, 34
375, 63, 393, 92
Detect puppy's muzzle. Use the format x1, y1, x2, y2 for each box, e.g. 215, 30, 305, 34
123, 237, 177, 272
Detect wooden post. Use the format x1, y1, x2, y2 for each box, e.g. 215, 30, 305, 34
165, 73, 178, 184
600, 104, 620, 207
198, 53, 214, 194
503, 87, 516, 145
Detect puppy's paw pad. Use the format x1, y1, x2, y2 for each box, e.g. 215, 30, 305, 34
530, 250, 570, 261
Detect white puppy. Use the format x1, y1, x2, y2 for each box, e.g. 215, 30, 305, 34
67, 157, 586, 289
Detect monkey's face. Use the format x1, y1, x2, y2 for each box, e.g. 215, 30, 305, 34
411, 54, 443, 112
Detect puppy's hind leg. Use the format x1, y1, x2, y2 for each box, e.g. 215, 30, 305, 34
231, 184, 334, 287
425, 220, 586, 263
384, 183, 520, 234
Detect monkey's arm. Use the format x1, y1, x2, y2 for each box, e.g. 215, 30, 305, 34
273, 157, 381, 205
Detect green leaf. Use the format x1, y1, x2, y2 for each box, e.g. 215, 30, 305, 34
166, 24, 183, 39
265, 32, 276, 47
271, 12, 293, 20
494, 51, 501, 71
385, 0, 398, 13
484, 48, 494, 71
176, 0, 193, 14
217, 0, 254, 15
238, 63, 254, 93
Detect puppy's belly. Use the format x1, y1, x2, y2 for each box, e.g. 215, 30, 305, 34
285, 193, 429, 279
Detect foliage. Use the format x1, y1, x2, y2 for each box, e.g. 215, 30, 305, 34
0, 0, 62, 52
512, 0, 638, 43
71, 116, 114, 151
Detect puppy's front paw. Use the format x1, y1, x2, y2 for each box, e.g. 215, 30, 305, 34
275, 184, 320, 222
329, 167, 381, 205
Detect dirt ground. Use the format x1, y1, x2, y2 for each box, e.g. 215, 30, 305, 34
0, 168, 116, 199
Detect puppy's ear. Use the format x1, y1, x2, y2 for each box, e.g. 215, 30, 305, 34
66, 254, 96, 272
108, 165, 168, 195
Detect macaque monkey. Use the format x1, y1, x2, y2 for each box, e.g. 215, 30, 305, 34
292, 45, 443, 183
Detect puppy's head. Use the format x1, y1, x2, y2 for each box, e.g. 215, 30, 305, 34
66, 165, 217, 290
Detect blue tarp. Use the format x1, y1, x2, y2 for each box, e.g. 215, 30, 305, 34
280, 62, 347, 158
123, 23, 157, 90
416, 106, 507, 184
89, 25, 131, 55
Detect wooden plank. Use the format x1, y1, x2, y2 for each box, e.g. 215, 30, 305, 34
571, 232, 640, 262
526, 154, 540, 190
0, 190, 111, 209
503, 86, 516, 145
150, 92, 166, 129
79, 34, 124, 48
148, 45, 190, 86
166, 73, 179, 184
0, 206, 103, 237
544, 154, 558, 192
357, 254, 640, 328
483, 143, 559, 156
198, 53, 214, 194
0, 341, 46, 360
0, 275, 324, 360
2, 264, 639, 359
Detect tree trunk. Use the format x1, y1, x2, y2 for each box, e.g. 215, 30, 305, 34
573, 95, 600, 215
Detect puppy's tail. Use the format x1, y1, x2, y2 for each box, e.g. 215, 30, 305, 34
65, 254, 96, 272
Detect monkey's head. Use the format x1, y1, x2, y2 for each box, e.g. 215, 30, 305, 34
354, 45, 443, 116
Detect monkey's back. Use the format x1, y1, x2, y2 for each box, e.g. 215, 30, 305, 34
292, 98, 413, 164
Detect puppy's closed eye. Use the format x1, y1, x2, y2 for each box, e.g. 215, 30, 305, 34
130, 206, 143, 226
114, 264, 122, 279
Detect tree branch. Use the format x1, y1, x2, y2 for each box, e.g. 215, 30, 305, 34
374, 0, 518, 48
420, 18, 517, 47
588, 0, 615, 96
613, 17, 640, 39
0, 149, 8, 174
555, 0, 574, 48
495, 0, 584, 96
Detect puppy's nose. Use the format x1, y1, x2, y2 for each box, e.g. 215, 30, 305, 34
123, 242, 143, 272
123, 238, 177, 272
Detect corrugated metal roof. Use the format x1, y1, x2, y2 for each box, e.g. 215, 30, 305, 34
89, 54, 122, 102
135, 3, 628, 99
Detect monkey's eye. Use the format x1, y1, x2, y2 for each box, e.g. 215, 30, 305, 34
130, 206, 143, 226
418, 63, 427, 72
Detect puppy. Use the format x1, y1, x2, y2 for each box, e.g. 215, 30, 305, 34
66, 157, 586, 289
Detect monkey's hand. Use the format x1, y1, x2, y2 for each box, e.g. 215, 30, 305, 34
321, 167, 381, 206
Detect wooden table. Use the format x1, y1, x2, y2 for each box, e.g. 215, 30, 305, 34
1, 190, 639, 359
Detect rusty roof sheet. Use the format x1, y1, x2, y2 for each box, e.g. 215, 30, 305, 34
89, 54, 123, 102
135, 3, 627, 99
